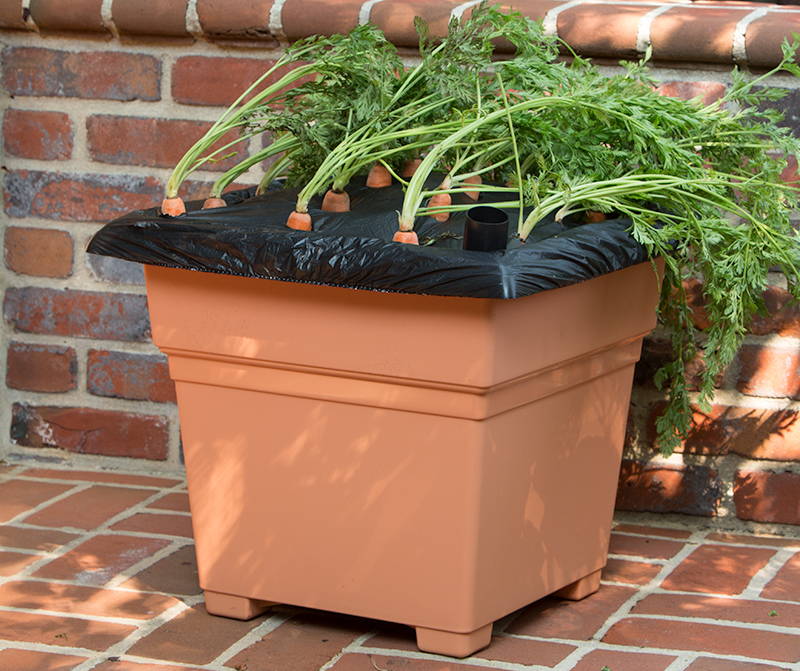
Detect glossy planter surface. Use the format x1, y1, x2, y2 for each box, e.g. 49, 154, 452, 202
144, 260, 661, 657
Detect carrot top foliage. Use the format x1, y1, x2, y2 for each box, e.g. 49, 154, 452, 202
165, 3, 800, 455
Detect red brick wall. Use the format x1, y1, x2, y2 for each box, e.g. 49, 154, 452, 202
2, 12, 285, 469
2, 0, 800, 528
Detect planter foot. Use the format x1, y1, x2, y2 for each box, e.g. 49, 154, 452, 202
204, 590, 276, 620
415, 623, 492, 657
555, 568, 602, 600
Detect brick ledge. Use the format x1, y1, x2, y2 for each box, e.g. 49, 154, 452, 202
1, 0, 799, 68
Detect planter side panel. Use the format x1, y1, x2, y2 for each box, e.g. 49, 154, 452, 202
474, 363, 637, 620
178, 381, 486, 631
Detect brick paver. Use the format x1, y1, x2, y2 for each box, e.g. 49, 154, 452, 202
0, 648, 88, 671
126, 603, 268, 665
0, 550, 42, 576
0, 580, 180, 618
608, 532, 686, 559
507, 584, 637, 638
148, 492, 191, 512
662, 544, 777, 595
24, 485, 154, 530
0, 479, 74, 522
0, 465, 797, 670
570, 649, 677, 670
0, 524, 77, 551
762, 551, 800, 601
602, 557, 662, 585
111, 512, 194, 537
33, 533, 172, 585
604, 618, 800, 662
121, 544, 200, 595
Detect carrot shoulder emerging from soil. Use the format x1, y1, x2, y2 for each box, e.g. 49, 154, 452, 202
400, 159, 422, 178
287, 211, 313, 230
463, 175, 482, 201
427, 192, 452, 222
322, 189, 351, 212
366, 164, 392, 188
392, 230, 419, 244
202, 197, 227, 209
161, 197, 186, 216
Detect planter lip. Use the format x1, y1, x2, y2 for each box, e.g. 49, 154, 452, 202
87, 184, 650, 300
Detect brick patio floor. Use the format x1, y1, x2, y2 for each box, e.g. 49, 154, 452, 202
1, 464, 799, 671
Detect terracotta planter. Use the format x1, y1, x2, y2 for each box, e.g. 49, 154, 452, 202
144, 259, 661, 657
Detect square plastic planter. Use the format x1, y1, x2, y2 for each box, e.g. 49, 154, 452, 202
144, 259, 661, 657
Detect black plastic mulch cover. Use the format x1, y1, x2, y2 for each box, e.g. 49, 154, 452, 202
87, 177, 650, 299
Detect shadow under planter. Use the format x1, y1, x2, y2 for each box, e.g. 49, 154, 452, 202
143, 259, 661, 657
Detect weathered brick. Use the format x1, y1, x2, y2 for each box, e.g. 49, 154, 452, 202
282, 0, 361, 41
6, 342, 76, 393
558, 4, 650, 59
684, 277, 711, 330
86, 254, 145, 285
4, 226, 73, 278
87, 350, 176, 403
29, 0, 106, 32
615, 460, 721, 516
197, 0, 276, 42
87, 115, 245, 170
657, 81, 727, 106
746, 14, 800, 69
179, 179, 255, 205
634, 338, 719, 392
4, 170, 162, 222
651, 6, 749, 64
737, 343, 800, 399
4, 287, 150, 341
758, 88, 800, 135
734, 470, 800, 525
369, 0, 463, 49
171, 55, 278, 106
3, 109, 73, 160
0, 0, 29, 29
10, 404, 169, 460
648, 403, 800, 461
111, 0, 189, 36
781, 154, 799, 188
749, 285, 800, 337
2, 47, 160, 101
